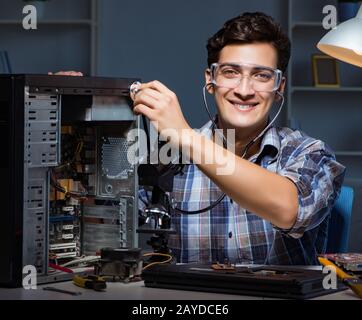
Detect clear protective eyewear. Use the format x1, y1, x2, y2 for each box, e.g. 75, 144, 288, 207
210, 62, 283, 92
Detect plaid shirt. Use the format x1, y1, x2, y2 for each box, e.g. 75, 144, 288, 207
139, 121, 346, 265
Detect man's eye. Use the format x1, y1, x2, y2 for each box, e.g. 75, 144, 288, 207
221, 69, 239, 77
254, 72, 273, 81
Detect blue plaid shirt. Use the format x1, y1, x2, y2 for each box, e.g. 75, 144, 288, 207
139, 121, 345, 265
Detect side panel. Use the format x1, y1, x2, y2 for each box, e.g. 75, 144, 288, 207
22, 90, 61, 276
0, 76, 24, 286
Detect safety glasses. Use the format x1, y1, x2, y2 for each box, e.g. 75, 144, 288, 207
210, 62, 283, 92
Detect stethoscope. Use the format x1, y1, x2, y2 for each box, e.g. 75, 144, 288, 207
202, 84, 285, 158
129, 80, 285, 214
173, 85, 284, 215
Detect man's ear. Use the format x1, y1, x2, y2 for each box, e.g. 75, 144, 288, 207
275, 77, 286, 101
204, 69, 214, 94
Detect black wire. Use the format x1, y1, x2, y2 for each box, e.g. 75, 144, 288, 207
144, 85, 227, 215
140, 86, 284, 216
180, 87, 285, 215
174, 83, 228, 215
142, 115, 151, 161
138, 86, 227, 215
174, 192, 226, 214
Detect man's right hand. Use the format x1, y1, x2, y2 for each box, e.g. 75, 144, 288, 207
48, 71, 83, 76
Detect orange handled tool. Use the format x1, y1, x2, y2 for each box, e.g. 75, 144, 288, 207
318, 256, 362, 299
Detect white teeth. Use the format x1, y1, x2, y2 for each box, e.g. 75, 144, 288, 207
234, 104, 256, 110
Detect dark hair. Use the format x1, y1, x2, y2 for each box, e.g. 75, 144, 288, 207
207, 12, 291, 73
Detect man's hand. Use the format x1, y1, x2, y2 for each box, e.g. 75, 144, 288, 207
132, 80, 192, 147
48, 71, 83, 76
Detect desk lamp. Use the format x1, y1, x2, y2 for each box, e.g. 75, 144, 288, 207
317, 4, 362, 67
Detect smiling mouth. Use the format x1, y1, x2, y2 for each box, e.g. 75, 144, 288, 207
230, 101, 259, 111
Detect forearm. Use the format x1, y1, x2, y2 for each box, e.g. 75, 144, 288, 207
130, 80, 298, 228
181, 129, 298, 229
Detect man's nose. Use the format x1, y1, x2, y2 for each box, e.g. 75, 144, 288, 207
233, 75, 255, 96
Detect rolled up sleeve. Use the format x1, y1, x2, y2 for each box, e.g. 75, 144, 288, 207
276, 139, 345, 238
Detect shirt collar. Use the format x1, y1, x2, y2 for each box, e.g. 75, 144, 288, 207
198, 116, 280, 162
252, 126, 280, 163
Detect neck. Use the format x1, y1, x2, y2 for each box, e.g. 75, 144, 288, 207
216, 117, 268, 158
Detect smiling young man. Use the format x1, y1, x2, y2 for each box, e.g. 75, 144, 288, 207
135, 12, 345, 265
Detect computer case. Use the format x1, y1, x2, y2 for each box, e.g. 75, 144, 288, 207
0, 74, 140, 287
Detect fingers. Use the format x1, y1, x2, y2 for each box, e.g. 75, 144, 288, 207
48, 71, 83, 76
132, 80, 178, 119
133, 88, 163, 109
133, 80, 176, 106
133, 103, 155, 120
141, 80, 175, 97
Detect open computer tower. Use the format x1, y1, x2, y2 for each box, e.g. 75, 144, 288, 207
0, 75, 140, 287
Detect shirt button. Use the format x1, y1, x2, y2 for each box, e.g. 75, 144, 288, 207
228, 231, 232, 238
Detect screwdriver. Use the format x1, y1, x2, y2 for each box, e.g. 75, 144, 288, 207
73, 275, 107, 291
318, 257, 362, 299
43, 286, 82, 296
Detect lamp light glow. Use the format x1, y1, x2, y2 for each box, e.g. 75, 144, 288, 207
317, 4, 362, 67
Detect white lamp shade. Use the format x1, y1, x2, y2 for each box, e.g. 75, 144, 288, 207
317, 5, 362, 67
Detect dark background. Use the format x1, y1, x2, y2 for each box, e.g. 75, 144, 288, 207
0, 0, 361, 252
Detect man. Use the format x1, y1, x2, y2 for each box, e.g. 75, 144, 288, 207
135, 12, 345, 265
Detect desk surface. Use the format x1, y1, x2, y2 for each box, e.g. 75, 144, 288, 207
0, 280, 359, 300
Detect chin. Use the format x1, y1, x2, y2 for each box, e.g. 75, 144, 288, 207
220, 111, 261, 130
